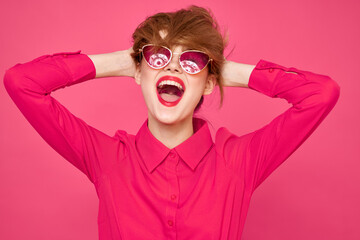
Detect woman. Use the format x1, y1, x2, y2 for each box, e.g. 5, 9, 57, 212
4, 5, 340, 240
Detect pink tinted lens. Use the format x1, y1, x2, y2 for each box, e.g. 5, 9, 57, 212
180, 51, 209, 74
143, 46, 171, 69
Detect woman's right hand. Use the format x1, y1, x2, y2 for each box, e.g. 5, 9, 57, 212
88, 47, 137, 79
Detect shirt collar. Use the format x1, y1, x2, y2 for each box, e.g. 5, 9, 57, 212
135, 118, 214, 173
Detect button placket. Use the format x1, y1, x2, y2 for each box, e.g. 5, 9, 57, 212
168, 219, 174, 226
164, 150, 179, 235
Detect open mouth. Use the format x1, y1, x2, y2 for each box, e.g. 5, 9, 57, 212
156, 76, 185, 107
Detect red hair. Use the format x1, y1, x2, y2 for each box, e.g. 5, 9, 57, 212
131, 5, 227, 110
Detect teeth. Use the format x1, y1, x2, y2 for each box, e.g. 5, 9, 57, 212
158, 80, 184, 91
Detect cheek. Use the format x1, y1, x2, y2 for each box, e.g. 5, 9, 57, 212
188, 76, 208, 92
139, 63, 157, 80
140, 79, 153, 97
139, 69, 157, 99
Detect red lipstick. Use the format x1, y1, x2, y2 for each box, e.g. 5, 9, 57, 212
156, 76, 185, 107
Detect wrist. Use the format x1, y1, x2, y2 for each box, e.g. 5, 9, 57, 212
115, 49, 136, 78
222, 60, 254, 88
88, 49, 136, 78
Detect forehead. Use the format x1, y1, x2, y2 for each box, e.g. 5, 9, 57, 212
170, 45, 189, 53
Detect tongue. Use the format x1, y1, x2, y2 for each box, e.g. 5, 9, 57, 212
160, 93, 181, 102
158, 85, 183, 102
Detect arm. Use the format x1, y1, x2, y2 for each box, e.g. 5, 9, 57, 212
87, 48, 136, 78
3, 49, 134, 183
217, 59, 340, 192
221, 60, 256, 88
221, 60, 298, 88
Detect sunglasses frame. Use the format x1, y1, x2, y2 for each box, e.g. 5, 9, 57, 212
139, 44, 212, 74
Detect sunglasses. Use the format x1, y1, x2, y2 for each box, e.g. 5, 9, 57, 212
139, 44, 212, 74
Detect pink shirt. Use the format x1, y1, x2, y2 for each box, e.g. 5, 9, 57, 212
4, 51, 340, 240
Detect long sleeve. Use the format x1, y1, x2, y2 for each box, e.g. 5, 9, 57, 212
3, 51, 123, 184
216, 59, 340, 192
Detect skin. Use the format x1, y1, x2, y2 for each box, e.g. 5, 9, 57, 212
88, 47, 256, 149
134, 45, 216, 148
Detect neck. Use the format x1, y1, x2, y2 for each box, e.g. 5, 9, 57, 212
147, 116, 194, 149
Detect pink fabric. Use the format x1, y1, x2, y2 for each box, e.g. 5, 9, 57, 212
3, 51, 340, 240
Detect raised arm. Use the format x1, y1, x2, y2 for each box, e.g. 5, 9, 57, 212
3, 49, 134, 183
217, 59, 340, 192
221, 60, 256, 88
88, 48, 136, 78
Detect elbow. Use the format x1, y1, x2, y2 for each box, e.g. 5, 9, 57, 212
3, 64, 24, 94
317, 76, 340, 109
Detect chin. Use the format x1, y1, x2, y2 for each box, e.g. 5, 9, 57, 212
151, 108, 192, 126
154, 113, 184, 125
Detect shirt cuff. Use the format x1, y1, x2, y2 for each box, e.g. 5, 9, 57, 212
52, 50, 96, 84
248, 59, 289, 97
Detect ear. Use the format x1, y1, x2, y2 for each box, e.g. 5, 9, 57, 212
134, 65, 141, 85
203, 74, 216, 95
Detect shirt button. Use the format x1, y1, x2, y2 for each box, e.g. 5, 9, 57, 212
269, 68, 274, 73
169, 152, 176, 158
171, 194, 177, 200
168, 220, 174, 226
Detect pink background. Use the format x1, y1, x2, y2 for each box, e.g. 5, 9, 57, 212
0, 0, 358, 239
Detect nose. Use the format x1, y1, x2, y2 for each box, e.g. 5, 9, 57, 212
164, 53, 183, 74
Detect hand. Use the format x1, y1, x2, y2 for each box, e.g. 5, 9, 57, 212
117, 47, 137, 78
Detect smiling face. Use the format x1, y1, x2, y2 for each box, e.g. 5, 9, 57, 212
131, 6, 227, 113
134, 44, 216, 126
